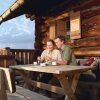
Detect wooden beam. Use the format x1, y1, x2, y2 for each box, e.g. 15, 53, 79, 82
0, 0, 25, 24
30, 80, 65, 95
82, 5, 100, 20
82, 26, 100, 38
82, 15, 100, 25
16, 86, 50, 100
74, 0, 100, 11
74, 47, 100, 57
18, 70, 65, 95
45, 12, 69, 23
74, 36, 100, 48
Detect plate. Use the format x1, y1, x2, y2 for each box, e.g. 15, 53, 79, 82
46, 64, 58, 66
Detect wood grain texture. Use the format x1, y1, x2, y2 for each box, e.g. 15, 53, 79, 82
16, 86, 50, 100
0, 55, 15, 68
82, 5, 100, 20
75, 0, 100, 11
74, 47, 100, 57
74, 36, 100, 47
10, 64, 93, 74
0, 70, 7, 100
55, 74, 77, 100
82, 15, 100, 25
82, 26, 100, 38
7, 86, 50, 100
0, 68, 16, 93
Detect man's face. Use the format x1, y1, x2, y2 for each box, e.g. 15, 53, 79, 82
54, 38, 63, 49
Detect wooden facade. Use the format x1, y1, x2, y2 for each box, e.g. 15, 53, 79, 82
45, 0, 100, 57
0, 0, 100, 60
74, 4, 100, 57
0, 0, 100, 100
0, 0, 100, 56
0, 1, 100, 56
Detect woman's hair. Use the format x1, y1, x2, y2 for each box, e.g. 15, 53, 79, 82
55, 35, 66, 43
47, 39, 55, 45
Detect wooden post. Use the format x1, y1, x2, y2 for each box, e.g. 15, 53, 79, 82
34, 17, 48, 60
55, 74, 77, 100
34, 16, 48, 50
0, 70, 7, 100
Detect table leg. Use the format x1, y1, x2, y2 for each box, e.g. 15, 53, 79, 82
0, 70, 7, 100
18, 70, 33, 90
55, 74, 77, 100
71, 74, 80, 92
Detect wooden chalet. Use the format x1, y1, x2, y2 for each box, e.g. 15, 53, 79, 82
0, 0, 100, 100
0, 0, 99, 56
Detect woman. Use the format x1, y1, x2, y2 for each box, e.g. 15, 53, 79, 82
38, 39, 62, 64
37, 39, 62, 84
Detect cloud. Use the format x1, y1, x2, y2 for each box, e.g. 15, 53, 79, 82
0, 0, 35, 49
8, 16, 35, 35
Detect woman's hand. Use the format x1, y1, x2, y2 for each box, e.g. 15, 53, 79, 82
45, 56, 52, 61
37, 56, 41, 64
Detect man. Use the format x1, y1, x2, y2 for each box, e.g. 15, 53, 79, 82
54, 35, 77, 65
48, 36, 77, 99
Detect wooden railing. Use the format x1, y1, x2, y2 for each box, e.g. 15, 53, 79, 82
0, 55, 15, 68
10, 49, 38, 65
0, 48, 42, 67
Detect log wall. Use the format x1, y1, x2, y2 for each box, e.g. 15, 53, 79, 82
74, 4, 100, 57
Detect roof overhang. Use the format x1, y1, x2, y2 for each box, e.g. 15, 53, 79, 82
0, 0, 100, 24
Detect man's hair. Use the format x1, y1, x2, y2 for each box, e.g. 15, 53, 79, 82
47, 39, 55, 45
55, 35, 66, 43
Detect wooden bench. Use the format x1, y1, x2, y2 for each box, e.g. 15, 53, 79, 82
75, 58, 99, 100
8, 86, 50, 100
0, 68, 50, 100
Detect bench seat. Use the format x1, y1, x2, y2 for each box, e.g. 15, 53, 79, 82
8, 86, 50, 100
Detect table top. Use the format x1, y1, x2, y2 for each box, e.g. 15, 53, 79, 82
10, 64, 93, 74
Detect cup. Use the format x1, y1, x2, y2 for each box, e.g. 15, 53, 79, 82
52, 62, 57, 65
33, 61, 37, 65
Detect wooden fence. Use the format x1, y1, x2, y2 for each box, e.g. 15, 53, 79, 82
0, 48, 42, 67
10, 49, 35, 64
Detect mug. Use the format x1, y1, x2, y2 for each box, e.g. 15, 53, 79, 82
33, 62, 37, 65
52, 62, 57, 65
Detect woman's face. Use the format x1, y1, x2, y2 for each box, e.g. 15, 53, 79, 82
47, 41, 54, 51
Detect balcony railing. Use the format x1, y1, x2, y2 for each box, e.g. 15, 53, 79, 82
0, 48, 42, 67
10, 49, 35, 64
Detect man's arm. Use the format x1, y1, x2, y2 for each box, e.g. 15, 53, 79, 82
56, 59, 68, 65
57, 47, 72, 65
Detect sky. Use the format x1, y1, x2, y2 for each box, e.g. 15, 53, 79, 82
0, 0, 35, 49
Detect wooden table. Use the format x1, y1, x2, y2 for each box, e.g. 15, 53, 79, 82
10, 64, 93, 100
